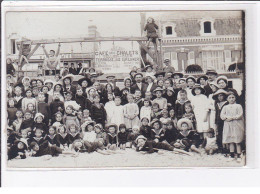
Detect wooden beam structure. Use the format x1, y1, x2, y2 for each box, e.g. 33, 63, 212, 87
16, 37, 148, 45
16, 36, 163, 71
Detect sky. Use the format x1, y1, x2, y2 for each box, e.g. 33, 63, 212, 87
5, 11, 241, 54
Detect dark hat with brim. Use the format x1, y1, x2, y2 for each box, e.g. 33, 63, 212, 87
197, 75, 208, 84
150, 119, 162, 127
106, 123, 118, 132
191, 84, 205, 96
172, 72, 184, 78
134, 72, 144, 79
155, 71, 165, 77
78, 77, 91, 87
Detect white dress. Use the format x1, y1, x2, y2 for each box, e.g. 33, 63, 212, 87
208, 94, 216, 130
220, 104, 244, 144
140, 106, 152, 122
104, 101, 116, 124
111, 105, 125, 127
191, 94, 209, 133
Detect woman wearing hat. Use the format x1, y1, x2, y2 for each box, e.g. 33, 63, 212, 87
191, 84, 209, 137
197, 75, 208, 89
77, 76, 92, 94
145, 75, 157, 93
120, 77, 132, 98
216, 76, 229, 91
62, 74, 76, 98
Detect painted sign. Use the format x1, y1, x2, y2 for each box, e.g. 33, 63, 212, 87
94, 49, 140, 73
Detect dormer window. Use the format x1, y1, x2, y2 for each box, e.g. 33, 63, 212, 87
204, 21, 211, 33
162, 23, 176, 37
166, 26, 173, 35
200, 18, 216, 36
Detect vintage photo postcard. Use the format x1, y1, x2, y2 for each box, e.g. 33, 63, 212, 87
3, 8, 246, 168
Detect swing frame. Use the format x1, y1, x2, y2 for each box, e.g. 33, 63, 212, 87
16, 36, 163, 78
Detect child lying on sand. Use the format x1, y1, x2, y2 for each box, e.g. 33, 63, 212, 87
135, 135, 192, 156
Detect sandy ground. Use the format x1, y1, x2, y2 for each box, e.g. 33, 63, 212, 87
7, 148, 245, 168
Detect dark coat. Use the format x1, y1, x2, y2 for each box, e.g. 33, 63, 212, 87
106, 133, 117, 145
136, 140, 174, 153
150, 128, 166, 142
45, 134, 59, 146
139, 125, 152, 140
118, 132, 128, 144
131, 83, 148, 98
75, 94, 86, 110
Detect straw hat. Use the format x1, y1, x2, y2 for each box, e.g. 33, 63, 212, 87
206, 67, 218, 75
216, 75, 228, 84
62, 74, 74, 82
81, 120, 95, 131
34, 113, 45, 122
177, 118, 193, 130
22, 76, 31, 83
153, 87, 164, 94
191, 84, 206, 96
212, 89, 228, 100
44, 79, 54, 86
186, 76, 196, 83
135, 135, 147, 144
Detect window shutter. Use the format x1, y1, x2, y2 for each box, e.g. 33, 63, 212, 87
224, 50, 232, 70
188, 51, 195, 65
171, 52, 178, 70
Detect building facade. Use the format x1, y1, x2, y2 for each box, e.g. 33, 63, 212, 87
145, 11, 244, 72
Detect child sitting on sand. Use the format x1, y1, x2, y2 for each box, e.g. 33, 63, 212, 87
174, 118, 201, 154
106, 123, 118, 151
127, 125, 140, 148
118, 124, 128, 150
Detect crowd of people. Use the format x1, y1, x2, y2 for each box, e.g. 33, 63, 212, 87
6, 56, 245, 163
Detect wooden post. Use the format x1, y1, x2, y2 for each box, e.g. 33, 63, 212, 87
137, 41, 157, 64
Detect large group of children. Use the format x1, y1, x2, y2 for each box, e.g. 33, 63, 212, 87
6, 17, 245, 163
6, 57, 245, 163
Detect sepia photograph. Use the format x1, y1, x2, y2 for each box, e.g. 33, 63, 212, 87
4, 10, 246, 168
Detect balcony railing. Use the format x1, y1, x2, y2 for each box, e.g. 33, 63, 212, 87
160, 35, 242, 45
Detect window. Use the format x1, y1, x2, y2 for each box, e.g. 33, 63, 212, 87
11, 39, 16, 54
202, 51, 225, 70
204, 22, 211, 33
166, 26, 173, 35
200, 18, 216, 36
